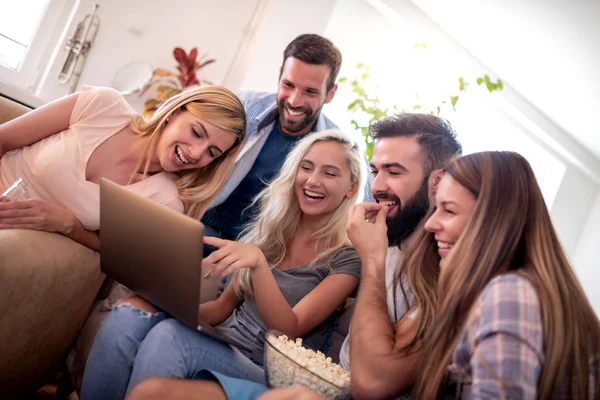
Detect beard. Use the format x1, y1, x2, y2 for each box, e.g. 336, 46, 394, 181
385, 178, 430, 247
276, 100, 323, 135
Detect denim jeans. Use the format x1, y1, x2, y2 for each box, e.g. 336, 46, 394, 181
80, 304, 265, 400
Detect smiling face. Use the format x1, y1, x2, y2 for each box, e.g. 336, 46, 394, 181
276, 57, 337, 136
370, 135, 431, 245
424, 173, 477, 266
155, 109, 237, 172
294, 141, 357, 218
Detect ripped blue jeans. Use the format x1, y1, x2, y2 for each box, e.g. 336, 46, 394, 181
80, 304, 264, 400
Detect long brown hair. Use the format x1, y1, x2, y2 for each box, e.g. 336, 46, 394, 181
130, 85, 246, 219
414, 151, 600, 398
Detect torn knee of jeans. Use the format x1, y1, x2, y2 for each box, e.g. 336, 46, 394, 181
114, 303, 163, 319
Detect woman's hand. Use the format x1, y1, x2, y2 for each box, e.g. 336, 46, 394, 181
0, 199, 76, 234
202, 237, 269, 278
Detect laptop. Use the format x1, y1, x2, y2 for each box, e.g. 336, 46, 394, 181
99, 178, 250, 351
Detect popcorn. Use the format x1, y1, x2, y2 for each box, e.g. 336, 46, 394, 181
264, 332, 351, 399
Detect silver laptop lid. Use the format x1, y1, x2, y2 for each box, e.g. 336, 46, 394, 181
99, 178, 203, 329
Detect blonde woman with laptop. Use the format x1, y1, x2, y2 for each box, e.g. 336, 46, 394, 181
81, 130, 364, 400
0, 85, 246, 251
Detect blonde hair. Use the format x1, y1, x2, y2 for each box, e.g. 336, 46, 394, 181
415, 151, 600, 399
130, 85, 246, 219
231, 129, 364, 298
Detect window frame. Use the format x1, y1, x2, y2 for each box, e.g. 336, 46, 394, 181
0, 0, 76, 94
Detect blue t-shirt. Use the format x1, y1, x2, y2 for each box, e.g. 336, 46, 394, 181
202, 123, 306, 239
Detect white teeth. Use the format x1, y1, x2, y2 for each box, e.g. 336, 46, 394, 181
304, 190, 325, 198
286, 108, 304, 116
176, 146, 189, 164
437, 241, 453, 249
380, 201, 397, 207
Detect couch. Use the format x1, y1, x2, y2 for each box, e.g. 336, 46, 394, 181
0, 95, 105, 398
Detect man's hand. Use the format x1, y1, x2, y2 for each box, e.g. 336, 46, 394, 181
346, 202, 388, 265
202, 237, 269, 278
257, 387, 327, 400
0, 199, 76, 234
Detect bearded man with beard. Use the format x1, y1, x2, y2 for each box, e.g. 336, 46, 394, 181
340, 113, 462, 400
201, 34, 372, 245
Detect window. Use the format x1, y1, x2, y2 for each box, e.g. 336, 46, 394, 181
0, 0, 49, 70
0, 0, 75, 99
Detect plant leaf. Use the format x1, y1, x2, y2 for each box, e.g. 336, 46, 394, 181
195, 59, 216, 70
365, 141, 374, 161
156, 85, 181, 102
143, 98, 160, 112
450, 95, 459, 107
188, 48, 198, 63
153, 68, 178, 78
347, 99, 363, 111
173, 47, 187, 63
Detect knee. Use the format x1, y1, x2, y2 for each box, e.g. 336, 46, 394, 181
116, 295, 160, 313
126, 377, 171, 400
137, 319, 185, 358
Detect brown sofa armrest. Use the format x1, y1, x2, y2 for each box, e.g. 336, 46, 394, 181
0, 95, 31, 124
0, 229, 103, 398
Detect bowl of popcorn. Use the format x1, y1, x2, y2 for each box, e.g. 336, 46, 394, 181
263, 329, 351, 399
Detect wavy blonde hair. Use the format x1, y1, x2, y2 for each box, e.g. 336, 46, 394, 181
231, 130, 364, 298
414, 151, 600, 399
130, 85, 246, 219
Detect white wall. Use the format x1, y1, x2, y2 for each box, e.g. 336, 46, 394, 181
406, 0, 600, 159
32, 0, 338, 112
36, 0, 267, 111
239, 0, 338, 93
551, 167, 599, 256
573, 189, 600, 316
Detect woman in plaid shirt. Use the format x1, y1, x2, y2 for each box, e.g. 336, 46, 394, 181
406, 151, 599, 399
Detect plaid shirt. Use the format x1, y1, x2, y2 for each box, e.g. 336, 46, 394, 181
208, 91, 373, 209
444, 273, 598, 399
446, 274, 543, 399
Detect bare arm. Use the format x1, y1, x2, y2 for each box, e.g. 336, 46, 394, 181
198, 282, 241, 326
0, 93, 79, 152
350, 258, 420, 399
251, 261, 359, 338
203, 237, 360, 338
66, 218, 100, 251
345, 202, 421, 399
0, 198, 100, 251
